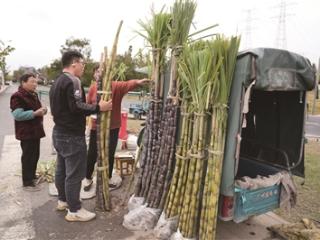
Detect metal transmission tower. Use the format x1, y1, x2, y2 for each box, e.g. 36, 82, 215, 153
244, 9, 253, 49
274, 0, 295, 49
275, 0, 287, 49
241, 8, 257, 50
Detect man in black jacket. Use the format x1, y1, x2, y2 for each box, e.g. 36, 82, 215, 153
50, 50, 112, 222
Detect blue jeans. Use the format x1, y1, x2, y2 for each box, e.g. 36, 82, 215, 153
52, 129, 87, 212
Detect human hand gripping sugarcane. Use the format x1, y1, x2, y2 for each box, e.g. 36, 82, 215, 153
98, 99, 112, 112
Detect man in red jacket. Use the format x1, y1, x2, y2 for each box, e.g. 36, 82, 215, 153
84, 65, 149, 191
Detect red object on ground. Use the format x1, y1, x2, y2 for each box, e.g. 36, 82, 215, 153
219, 195, 234, 221
118, 112, 128, 141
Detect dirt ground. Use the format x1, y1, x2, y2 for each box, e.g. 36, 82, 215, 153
275, 141, 320, 222
307, 89, 320, 114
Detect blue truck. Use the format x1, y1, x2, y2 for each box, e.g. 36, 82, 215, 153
128, 100, 149, 120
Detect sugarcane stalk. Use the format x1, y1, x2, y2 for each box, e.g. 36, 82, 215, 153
96, 21, 123, 211
199, 36, 240, 239
164, 104, 189, 216
96, 50, 107, 210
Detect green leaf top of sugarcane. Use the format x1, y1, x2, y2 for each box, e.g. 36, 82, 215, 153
207, 35, 241, 105
136, 10, 171, 87
136, 9, 171, 51
178, 42, 220, 112
168, 0, 196, 47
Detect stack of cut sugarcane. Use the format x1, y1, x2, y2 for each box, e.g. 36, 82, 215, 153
163, 36, 240, 239
134, 10, 171, 199
96, 21, 123, 211
145, 0, 197, 210
129, 1, 240, 239
199, 36, 240, 240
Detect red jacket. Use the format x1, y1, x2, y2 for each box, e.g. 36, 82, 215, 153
87, 80, 139, 130
10, 87, 45, 140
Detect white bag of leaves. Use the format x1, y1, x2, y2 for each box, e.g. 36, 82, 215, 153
170, 229, 196, 240
128, 195, 145, 211
123, 205, 161, 231
154, 212, 178, 239
126, 134, 138, 150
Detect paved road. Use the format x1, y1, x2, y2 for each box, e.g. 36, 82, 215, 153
0, 85, 15, 151
306, 115, 320, 139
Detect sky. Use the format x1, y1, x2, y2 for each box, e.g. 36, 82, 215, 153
1, 0, 319, 71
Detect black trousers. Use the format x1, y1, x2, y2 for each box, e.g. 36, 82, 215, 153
86, 128, 119, 179
20, 139, 40, 186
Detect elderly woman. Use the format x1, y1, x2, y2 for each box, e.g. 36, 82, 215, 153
10, 73, 47, 191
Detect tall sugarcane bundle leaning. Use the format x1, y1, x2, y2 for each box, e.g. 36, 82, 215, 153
177, 42, 223, 238
199, 35, 240, 240
146, 0, 197, 210
134, 11, 171, 199
96, 21, 123, 211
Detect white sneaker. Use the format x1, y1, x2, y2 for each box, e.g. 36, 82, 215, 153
56, 200, 69, 211
65, 207, 96, 222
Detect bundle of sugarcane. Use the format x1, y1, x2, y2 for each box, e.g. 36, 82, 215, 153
164, 102, 192, 218
177, 42, 223, 238
146, 0, 197, 210
199, 35, 240, 240
96, 21, 123, 211
134, 11, 171, 198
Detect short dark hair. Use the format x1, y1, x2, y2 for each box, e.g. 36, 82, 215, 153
61, 50, 83, 68
20, 73, 36, 84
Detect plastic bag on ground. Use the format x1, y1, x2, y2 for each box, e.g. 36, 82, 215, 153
155, 212, 178, 239
126, 134, 138, 150
110, 172, 122, 187
123, 205, 161, 231
128, 195, 145, 211
170, 229, 196, 240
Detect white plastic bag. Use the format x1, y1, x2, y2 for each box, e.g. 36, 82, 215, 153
127, 134, 138, 150
128, 195, 145, 211
155, 212, 178, 239
110, 172, 122, 187
123, 205, 161, 231
170, 229, 196, 240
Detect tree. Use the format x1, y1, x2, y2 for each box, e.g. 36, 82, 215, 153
114, 46, 149, 82
60, 37, 94, 86
60, 37, 92, 61
0, 40, 15, 84
44, 59, 62, 82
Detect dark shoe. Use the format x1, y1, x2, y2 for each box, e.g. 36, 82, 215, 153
83, 179, 93, 192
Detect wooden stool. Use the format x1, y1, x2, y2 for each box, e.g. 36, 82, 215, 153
115, 155, 134, 177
